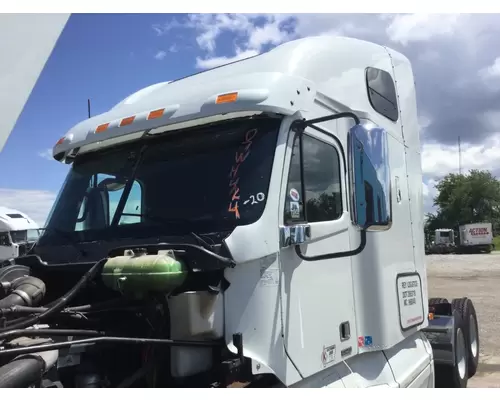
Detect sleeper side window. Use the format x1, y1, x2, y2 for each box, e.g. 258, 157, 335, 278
284, 133, 343, 224
366, 67, 399, 122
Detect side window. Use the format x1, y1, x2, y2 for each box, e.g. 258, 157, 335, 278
75, 174, 143, 231
366, 67, 399, 122
112, 180, 143, 225
284, 133, 343, 224
0, 233, 11, 246
284, 135, 304, 222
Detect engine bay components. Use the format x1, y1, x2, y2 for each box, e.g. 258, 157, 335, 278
101, 249, 187, 296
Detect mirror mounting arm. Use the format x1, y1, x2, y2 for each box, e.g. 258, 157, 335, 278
292, 112, 361, 133
294, 229, 367, 262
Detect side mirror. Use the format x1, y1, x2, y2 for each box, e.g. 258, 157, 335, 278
98, 178, 126, 192
348, 123, 391, 230
349, 125, 367, 228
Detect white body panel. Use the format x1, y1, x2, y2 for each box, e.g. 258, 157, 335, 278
0, 14, 69, 152
53, 36, 434, 388
459, 223, 493, 246
221, 38, 430, 387
0, 206, 38, 232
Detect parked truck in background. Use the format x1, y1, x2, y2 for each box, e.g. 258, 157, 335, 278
458, 222, 493, 254
0, 36, 480, 388
0, 206, 39, 261
426, 228, 456, 254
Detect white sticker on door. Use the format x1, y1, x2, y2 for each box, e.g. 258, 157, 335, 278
290, 201, 300, 218
289, 188, 300, 202
259, 266, 279, 287
396, 274, 424, 330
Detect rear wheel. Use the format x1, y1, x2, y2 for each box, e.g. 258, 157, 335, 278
429, 297, 449, 306
451, 298, 480, 378
434, 312, 469, 388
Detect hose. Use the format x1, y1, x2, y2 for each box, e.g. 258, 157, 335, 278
0, 276, 45, 308
0, 335, 220, 357
0, 328, 105, 342
0, 348, 58, 388
0, 258, 107, 333
0, 297, 130, 316
0, 357, 45, 387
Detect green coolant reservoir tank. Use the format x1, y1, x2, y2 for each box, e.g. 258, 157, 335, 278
101, 249, 187, 296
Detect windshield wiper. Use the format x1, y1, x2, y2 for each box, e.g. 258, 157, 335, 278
142, 214, 215, 251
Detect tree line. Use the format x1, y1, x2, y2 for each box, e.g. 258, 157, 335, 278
424, 169, 500, 240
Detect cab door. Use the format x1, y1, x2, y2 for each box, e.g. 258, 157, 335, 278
0, 232, 14, 259
278, 126, 358, 381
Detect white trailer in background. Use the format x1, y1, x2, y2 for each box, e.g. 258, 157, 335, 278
458, 222, 493, 254
0, 207, 39, 261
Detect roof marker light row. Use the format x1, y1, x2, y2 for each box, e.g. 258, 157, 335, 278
54, 91, 242, 149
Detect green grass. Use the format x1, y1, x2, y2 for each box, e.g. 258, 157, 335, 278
493, 236, 500, 250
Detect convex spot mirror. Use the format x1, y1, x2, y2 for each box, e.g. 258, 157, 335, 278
348, 123, 391, 230
98, 178, 126, 192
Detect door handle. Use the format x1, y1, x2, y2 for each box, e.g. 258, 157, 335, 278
340, 321, 350, 341
279, 224, 311, 249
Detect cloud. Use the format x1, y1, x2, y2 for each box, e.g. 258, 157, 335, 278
420, 134, 500, 213
480, 56, 500, 80
422, 133, 500, 178
422, 178, 439, 212
196, 48, 259, 69
385, 14, 461, 46
154, 14, 296, 69
38, 148, 53, 161
0, 188, 56, 226
154, 50, 167, 60
154, 43, 181, 61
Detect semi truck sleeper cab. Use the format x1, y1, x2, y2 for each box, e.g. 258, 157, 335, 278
0, 35, 479, 389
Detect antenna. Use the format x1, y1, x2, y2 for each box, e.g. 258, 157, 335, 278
87, 98, 91, 119
458, 135, 462, 175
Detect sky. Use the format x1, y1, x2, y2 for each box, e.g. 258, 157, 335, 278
2, 13, 500, 226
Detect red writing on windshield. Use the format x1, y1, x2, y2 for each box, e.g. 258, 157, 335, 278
469, 227, 489, 236
228, 128, 258, 219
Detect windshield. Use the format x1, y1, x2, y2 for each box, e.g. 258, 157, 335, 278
39, 117, 280, 245
10, 229, 40, 243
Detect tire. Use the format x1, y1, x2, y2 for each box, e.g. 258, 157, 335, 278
429, 297, 449, 306
451, 298, 480, 378
434, 311, 469, 388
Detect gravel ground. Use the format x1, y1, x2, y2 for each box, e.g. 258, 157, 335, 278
427, 253, 500, 387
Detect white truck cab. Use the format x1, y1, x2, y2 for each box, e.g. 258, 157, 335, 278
0, 36, 479, 389
435, 229, 455, 246
0, 206, 39, 261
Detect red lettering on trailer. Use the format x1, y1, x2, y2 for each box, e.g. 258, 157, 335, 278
468, 227, 489, 236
